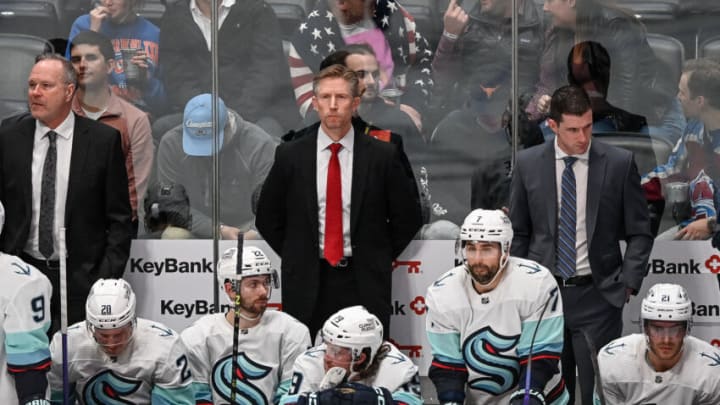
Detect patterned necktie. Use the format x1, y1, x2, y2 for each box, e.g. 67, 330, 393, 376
324, 143, 343, 266
39, 130, 57, 259
557, 156, 578, 280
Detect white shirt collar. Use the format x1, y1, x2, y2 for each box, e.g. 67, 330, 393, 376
36, 111, 75, 140
554, 137, 591, 161
317, 125, 355, 153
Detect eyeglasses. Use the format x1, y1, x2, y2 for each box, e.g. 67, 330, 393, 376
355, 69, 381, 81
646, 323, 686, 338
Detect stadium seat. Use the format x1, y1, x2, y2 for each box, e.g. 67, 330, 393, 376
0, 34, 54, 110
593, 131, 674, 176
0, 1, 60, 39
646, 33, 685, 88
699, 36, 720, 60
267, 0, 312, 40
137, 0, 166, 27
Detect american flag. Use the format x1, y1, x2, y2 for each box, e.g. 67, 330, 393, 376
288, 0, 434, 117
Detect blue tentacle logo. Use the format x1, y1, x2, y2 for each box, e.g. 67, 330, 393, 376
212, 352, 271, 404
462, 326, 520, 395
82, 370, 142, 404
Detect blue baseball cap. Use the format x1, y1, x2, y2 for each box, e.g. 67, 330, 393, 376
182, 94, 228, 156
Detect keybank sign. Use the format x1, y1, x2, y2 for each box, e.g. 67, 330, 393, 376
129, 258, 214, 275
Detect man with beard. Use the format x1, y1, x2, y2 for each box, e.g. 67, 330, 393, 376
595, 283, 720, 404
181, 246, 311, 404
424, 209, 569, 405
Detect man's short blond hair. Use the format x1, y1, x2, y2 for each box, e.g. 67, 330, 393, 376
312, 64, 361, 97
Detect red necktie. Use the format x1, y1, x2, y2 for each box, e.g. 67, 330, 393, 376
324, 143, 343, 266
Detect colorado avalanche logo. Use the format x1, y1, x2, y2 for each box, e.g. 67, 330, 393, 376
462, 326, 520, 395
82, 370, 142, 404
212, 352, 272, 404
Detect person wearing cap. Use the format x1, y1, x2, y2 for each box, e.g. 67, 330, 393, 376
156, 93, 277, 239
594, 283, 720, 404
181, 246, 310, 404
47, 278, 195, 403
142, 182, 193, 239
280, 305, 421, 405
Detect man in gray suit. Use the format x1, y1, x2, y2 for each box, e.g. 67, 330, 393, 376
509, 85, 653, 404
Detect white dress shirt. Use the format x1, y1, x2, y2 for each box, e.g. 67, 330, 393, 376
317, 126, 354, 257
25, 113, 75, 260
554, 138, 591, 277
190, 0, 236, 51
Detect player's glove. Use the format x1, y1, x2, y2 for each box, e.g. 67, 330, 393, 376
509, 388, 546, 405
22, 399, 51, 405
297, 382, 394, 405
319, 366, 347, 390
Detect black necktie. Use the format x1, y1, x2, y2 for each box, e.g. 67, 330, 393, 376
39, 130, 57, 259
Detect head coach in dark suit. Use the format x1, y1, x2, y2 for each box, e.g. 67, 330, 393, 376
509, 85, 653, 404
0, 54, 133, 334
256, 64, 423, 340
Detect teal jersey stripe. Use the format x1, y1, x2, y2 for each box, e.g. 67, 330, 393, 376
190, 382, 212, 403
275, 379, 292, 404
517, 316, 564, 357
151, 384, 196, 405
6, 324, 50, 356
427, 331, 463, 363
393, 390, 424, 405
279, 393, 300, 405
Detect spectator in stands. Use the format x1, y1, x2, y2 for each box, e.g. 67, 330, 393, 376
143, 182, 194, 239
288, 0, 433, 129
643, 59, 720, 240
156, 94, 277, 239
341, 45, 422, 142
532, 0, 659, 121
432, 0, 542, 115
69, 31, 153, 233
67, 0, 165, 114
159, 0, 298, 137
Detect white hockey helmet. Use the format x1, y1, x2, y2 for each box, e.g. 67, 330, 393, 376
86, 278, 137, 332
641, 283, 692, 324
322, 306, 384, 366
459, 209, 513, 267
216, 246, 279, 290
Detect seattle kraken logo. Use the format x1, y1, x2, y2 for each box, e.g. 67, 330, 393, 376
462, 326, 520, 395
82, 370, 142, 404
212, 352, 272, 404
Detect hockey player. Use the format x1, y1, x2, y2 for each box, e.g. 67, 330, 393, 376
181, 246, 311, 404
0, 201, 53, 405
425, 209, 569, 405
48, 278, 195, 403
594, 283, 720, 404
280, 305, 422, 405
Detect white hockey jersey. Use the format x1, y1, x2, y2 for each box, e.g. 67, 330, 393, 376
181, 310, 311, 404
48, 318, 195, 404
595, 333, 720, 405
0, 253, 52, 405
425, 258, 569, 405
279, 341, 422, 405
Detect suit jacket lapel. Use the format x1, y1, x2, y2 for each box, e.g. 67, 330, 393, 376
350, 122, 370, 236
65, 116, 90, 220
586, 142, 606, 246
302, 126, 320, 237
19, 119, 37, 211
542, 142, 558, 238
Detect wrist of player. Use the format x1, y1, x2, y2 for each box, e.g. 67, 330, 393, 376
21, 395, 50, 405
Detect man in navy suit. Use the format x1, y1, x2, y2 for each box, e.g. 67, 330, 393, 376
0, 54, 132, 334
510, 85, 653, 404
256, 65, 422, 339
